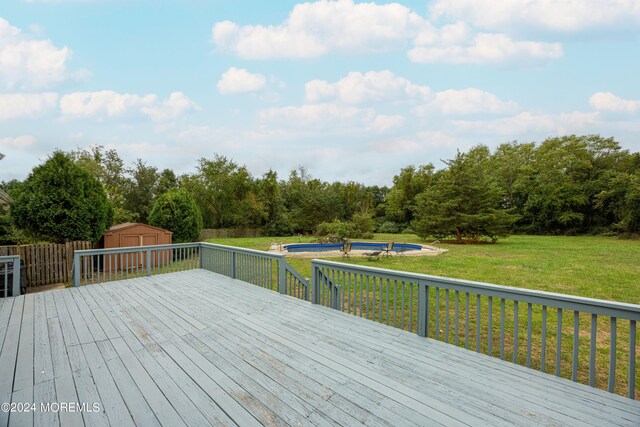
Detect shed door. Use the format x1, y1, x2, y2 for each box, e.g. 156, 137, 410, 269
141, 234, 157, 246
121, 234, 141, 269
121, 234, 139, 247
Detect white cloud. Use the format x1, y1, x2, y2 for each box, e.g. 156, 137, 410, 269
416, 88, 517, 115
59, 90, 157, 119
408, 32, 562, 65
0, 18, 73, 89
429, 0, 640, 33
452, 111, 601, 136
0, 92, 58, 120
0, 135, 36, 148
141, 91, 200, 122
589, 92, 640, 114
305, 70, 431, 104
217, 67, 267, 94
258, 103, 403, 134
212, 0, 425, 59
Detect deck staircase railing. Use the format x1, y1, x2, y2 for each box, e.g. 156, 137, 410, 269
72, 242, 310, 301
311, 259, 640, 399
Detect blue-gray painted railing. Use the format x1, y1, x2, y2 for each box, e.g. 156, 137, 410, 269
72, 242, 309, 301
311, 259, 640, 399
0, 255, 21, 297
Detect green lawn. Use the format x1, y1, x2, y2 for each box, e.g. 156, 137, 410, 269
208, 234, 640, 304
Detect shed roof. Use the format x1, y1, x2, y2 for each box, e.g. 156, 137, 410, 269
104, 222, 172, 234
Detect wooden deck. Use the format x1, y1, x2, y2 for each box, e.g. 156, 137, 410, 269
1, 269, 639, 426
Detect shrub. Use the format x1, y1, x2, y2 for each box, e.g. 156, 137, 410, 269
351, 211, 374, 235
316, 219, 359, 241
149, 189, 203, 243
377, 221, 400, 234
361, 231, 374, 239
11, 151, 112, 243
401, 226, 415, 234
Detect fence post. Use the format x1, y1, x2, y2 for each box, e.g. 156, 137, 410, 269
231, 251, 237, 279
311, 262, 319, 304
146, 248, 151, 277
278, 259, 286, 294
11, 256, 20, 296
417, 282, 427, 337
73, 252, 80, 287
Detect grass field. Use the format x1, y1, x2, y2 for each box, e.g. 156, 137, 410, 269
206, 234, 640, 397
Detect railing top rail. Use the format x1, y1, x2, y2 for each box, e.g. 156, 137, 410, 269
201, 242, 285, 260
75, 242, 200, 256
312, 259, 640, 317
0, 255, 20, 260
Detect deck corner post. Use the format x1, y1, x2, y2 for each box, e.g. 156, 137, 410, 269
417, 281, 428, 337
278, 259, 286, 294
72, 252, 80, 287
311, 262, 320, 304
146, 248, 151, 277
11, 256, 20, 296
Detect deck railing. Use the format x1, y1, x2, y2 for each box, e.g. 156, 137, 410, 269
72, 242, 309, 300
311, 259, 640, 399
0, 255, 21, 297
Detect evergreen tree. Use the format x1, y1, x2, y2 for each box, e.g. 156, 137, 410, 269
148, 189, 202, 242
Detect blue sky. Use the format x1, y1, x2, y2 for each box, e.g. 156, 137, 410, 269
1, 0, 639, 185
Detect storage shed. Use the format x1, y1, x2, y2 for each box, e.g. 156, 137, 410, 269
102, 223, 172, 272
103, 223, 172, 248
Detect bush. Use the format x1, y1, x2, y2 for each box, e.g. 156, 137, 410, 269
149, 189, 203, 243
11, 151, 112, 243
401, 226, 415, 234
351, 211, 374, 235
316, 219, 359, 241
361, 231, 374, 239
377, 221, 400, 234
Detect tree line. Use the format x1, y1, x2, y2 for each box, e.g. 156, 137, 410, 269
0, 134, 638, 244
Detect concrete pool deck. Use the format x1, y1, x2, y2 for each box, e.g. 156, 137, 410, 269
268, 243, 447, 258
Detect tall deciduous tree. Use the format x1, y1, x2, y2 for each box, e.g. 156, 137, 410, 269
148, 189, 202, 243
413, 146, 518, 242
11, 151, 112, 243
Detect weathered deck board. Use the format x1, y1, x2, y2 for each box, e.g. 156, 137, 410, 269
0, 269, 638, 427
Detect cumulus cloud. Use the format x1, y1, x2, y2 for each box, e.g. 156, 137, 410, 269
217, 67, 267, 94
259, 103, 403, 134
416, 88, 517, 115
142, 92, 200, 122
0, 18, 73, 89
305, 70, 431, 104
0, 92, 58, 120
59, 90, 198, 122
589, 92, 640, 114
429, 0, 640, 33
452, 111, 601, 136
408, 32, 562, 65
212, 0, 426, 59
0, 135, 36, 148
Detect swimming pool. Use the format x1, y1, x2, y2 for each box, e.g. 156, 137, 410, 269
284, 242, 423, 253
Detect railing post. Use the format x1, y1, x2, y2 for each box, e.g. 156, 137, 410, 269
418, 281, 427, 337
11, 257, 20, 296
278, 259, 286, 294
146, 248, 151, 277
199, 244, 204, 269
311, 262, 320, 304
73, 252, 80, 287
231, 251, 237, 279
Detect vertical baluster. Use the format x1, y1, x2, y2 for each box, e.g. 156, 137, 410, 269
556, 308, 563, 377
572, 310, 580, 382
465, 292, 470, 349
608, 317, 617, 393
365, 275, 369, 320
372, 276, 377, 321
379, 277, 383, 323
435, 288, 440, 340
629, 320, 636, 399
511, 300, 518, 362
424, 284, 429, 337
488, 296, 493, 356
589, 313, 597, 386
386, 278, 390, 326
393, 280, 397, 329
401, 282, 405, 331
445, 289, 450, 343
346, 272, 351, 314
527, 303, 533, 368
541, 306, 547, 373
409, 284, 414, 333
454, 291, 459, 346
476, 294, 481, 353
359, 274, 363, 317
500, 298, 505, 360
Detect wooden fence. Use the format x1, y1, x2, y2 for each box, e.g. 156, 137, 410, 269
199, 228, 263, 240
0, 241, 93, 287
